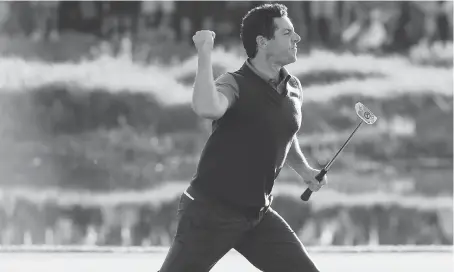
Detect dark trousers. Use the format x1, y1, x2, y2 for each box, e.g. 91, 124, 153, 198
159, 187, 320, 272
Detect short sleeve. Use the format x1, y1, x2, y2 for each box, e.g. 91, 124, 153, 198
215, 73, 239, 108
293, 76, 303, 103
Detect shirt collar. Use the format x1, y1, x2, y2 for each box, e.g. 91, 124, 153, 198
245, 58, 291, 85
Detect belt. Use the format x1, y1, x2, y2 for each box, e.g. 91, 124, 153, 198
184, 185, 273, 218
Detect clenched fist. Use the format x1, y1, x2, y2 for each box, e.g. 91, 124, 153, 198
192, 30, 216, 54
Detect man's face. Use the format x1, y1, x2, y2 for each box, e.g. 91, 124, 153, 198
262, 16, 301, 66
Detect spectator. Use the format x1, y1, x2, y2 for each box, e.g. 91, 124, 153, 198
435, 1, 450, 44
0, 2, 10, 33
391, 1, 413, 52
312, 1, 337, 47
356, 9, 388, 53
30, 1, 60, 42
342, 8, 369, 49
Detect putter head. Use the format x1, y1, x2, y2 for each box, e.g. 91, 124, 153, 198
355, 102, 377, 125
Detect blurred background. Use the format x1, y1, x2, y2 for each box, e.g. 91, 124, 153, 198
0, 1, 452, 249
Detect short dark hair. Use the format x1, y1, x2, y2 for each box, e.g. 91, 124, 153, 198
240, 3, 288, 58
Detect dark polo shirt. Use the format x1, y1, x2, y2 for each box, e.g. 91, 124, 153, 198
190, 60, 303, 209
215, 59, 290, 107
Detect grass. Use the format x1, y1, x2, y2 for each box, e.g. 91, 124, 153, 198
0, 48, 451, 106
0, 249, 452, 272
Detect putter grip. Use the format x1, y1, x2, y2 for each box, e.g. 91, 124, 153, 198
300, 169, 327, 201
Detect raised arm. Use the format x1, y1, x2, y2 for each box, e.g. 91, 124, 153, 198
191, 30, 230, 120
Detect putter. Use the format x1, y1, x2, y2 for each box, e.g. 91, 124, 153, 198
300, 102, 378, 201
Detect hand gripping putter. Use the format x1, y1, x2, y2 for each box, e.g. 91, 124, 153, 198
300, 102, 378, 201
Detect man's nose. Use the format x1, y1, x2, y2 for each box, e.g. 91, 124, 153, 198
293, 33, 301, 43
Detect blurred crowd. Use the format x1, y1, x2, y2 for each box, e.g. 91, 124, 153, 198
0, 196, 451, 247
0, 1, 452, 54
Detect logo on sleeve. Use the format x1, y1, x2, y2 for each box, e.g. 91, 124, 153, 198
287, 76, 302, 100
288, 77, 299, 88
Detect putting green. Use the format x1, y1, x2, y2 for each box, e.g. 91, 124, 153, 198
0, 249, 452, 272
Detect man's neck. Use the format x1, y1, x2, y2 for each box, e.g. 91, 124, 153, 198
249, 56, 282, 82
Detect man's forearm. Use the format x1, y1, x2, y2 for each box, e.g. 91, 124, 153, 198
192, 54, 223, 118
287, 151, 314, 177
286, 138, 316, 178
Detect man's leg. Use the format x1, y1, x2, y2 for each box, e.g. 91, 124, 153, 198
159, 193, 249, 272
235, 208, 321, 272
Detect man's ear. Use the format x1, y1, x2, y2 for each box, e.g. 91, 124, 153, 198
256, 35, 268, 49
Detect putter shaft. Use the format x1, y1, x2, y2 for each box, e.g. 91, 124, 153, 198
302, 103, 378, 202
324, 121, 363, 171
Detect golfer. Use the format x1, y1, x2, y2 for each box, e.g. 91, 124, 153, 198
159, 3, 327, 272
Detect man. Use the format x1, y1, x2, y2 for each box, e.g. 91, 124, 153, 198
159, 3, 327, 272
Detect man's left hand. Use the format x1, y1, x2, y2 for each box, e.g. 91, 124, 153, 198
302, 168, 328, 192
